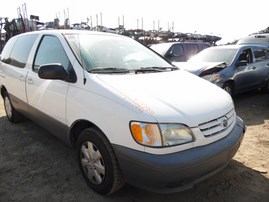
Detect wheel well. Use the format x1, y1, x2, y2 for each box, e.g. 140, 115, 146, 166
223, 80, 235, 89
69, 120, 101, 148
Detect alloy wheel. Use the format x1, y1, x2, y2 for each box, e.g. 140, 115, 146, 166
4, 96, 13, 119
80, 141, 105, 185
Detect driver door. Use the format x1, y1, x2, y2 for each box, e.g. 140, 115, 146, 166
25, 35, 71, 139
234, 48, 256, 92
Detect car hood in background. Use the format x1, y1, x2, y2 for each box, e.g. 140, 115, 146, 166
96, 70, 233, 127
173, 62, 226, 75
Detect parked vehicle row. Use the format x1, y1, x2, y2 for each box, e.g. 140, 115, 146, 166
174, 44, 269, 96
0, 30, 245, 195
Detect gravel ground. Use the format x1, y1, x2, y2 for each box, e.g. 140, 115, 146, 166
0, 90, 268, 202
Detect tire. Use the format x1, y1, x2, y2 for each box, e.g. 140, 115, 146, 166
3, 92, 23, 123
222, 83, 233, 96
76, 128, 124, 195
260, 80, 269, 94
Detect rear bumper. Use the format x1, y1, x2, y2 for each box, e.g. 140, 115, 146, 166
112, 116, 245, 193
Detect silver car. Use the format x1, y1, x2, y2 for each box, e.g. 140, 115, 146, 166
176, 44, 269, 95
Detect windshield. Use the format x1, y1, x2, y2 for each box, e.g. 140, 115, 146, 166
64, 33, 173, 72
188, 48, 237, 65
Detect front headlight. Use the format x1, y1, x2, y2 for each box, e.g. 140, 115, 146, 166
202, 74, 220, 82
130, 122, 195, 147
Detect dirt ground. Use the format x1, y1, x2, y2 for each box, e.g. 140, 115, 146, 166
0, 90, 268, 202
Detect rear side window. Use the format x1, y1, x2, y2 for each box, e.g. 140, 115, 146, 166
185, 44, 199, 59
8, 34, 38, 68
0, 37, 18, 64
200, 43, 210, 50
253, 47, 267, 62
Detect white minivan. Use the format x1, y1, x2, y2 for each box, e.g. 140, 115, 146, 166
0, 30, 245, 195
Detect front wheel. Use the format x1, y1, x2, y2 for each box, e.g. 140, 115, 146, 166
3, 92, 23, 123
76, 128, 124, 195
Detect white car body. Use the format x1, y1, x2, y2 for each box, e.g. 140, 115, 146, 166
0, 30, 245, 194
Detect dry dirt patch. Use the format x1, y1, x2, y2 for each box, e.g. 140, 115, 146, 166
0, 91, 268, 201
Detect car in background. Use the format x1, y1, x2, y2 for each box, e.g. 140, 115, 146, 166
150, 41, 210, 62
175, 44, 269, 95
237, 33, 269, 47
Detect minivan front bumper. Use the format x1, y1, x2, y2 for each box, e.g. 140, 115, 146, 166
112, 116, 245, 193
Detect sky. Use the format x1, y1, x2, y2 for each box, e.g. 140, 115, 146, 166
1, 0, 269, 44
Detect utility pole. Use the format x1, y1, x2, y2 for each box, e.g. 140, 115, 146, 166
118, 16, 120, 27
22, 3, 28, 31
96, 14, 98, 28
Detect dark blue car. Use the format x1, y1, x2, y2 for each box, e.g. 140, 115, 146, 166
175, 44, 269, 95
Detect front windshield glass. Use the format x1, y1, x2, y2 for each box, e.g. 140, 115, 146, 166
188, 48, 237, 65
65, 33, 172, 72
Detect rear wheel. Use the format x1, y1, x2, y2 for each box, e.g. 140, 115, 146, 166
76, 128, 124, 195
3, 92, 23, 123
222, 83, 233, 96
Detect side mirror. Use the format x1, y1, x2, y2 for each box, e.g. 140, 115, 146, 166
38, 63, 76, 83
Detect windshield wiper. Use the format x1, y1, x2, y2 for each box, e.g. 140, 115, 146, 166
88, 67, 130, 74
133, 66, 178, 73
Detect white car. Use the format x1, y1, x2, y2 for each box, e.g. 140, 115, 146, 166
0, 30, 245, 195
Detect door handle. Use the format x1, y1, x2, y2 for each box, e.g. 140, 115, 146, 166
250, 66, 257, 70
19, 75, 25, 81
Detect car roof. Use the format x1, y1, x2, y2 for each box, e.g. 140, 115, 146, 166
206, 44, 269, 50
237, 34, 269, 44
151, 41, 209, 46
12, 29, 126, 39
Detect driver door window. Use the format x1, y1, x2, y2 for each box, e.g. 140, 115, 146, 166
34, 35, 70, 72
238, 49, 252, 64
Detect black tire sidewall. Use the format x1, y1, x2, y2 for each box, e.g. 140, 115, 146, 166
76, 128, 116, 195
3, 92, 15, 122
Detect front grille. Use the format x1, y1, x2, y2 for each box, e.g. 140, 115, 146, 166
198, 109, 235, 137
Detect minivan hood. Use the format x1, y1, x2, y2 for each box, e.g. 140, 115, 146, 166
174, 62, 226, 75
96, 70, 233, 127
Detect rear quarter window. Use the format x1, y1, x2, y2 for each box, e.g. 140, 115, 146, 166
200, 43, 210, 50
253, 47, 268, 62
8, 34, 38, 68
185, 44, 199, 59
0, 37, 18, 64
